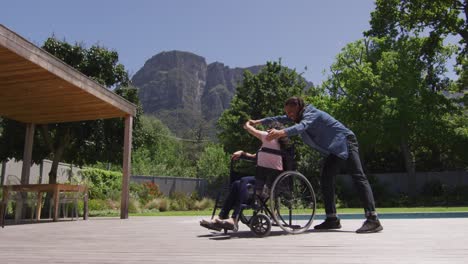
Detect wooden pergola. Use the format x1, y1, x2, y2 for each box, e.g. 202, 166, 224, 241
0, 24, 136, 219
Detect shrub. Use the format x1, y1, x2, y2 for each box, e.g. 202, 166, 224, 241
144, 198, 169, 212
128, 198, 141, 213
419, 180, 449, 206
169, 191, 192, 211
169, 200, 184, 211
129, 182, 144, 201
107, 189, 122, 201
192, 197, 215, 210
139, 182, 163, 203
446, 185, 468, 205
81, 168, 122, 200
106, 199, 120, 210
157, 198, 169, 212
335, 174, 392, 208
88, 199, 112, 211
144, 199, 160, 210
196, 144, 230, 184
129, 181, 164, 205
421, 179, 446, 197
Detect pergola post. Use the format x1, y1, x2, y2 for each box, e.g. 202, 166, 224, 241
16, 123, 35, 221
21, 123, 35, 184
120, 115, 133, 219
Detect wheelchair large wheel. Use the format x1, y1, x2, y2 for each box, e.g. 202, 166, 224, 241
249, 213, 271, 237
270, 171, 316, 234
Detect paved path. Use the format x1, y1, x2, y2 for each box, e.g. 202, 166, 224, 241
0, 217, 467, 263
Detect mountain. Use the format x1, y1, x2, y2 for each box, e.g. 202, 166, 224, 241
132, 50, 262, 139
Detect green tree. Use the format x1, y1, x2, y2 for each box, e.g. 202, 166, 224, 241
323, 37, 466, 175
217, 60, 307, 153
0, 37, 140, 184
367, 0, 467, 42
363, 0, 468, 172
196, 144, 230, 185
366, 0, 467, 88
131, 115, 196, 177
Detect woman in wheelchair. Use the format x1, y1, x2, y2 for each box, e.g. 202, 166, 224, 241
200, 120, 289, 232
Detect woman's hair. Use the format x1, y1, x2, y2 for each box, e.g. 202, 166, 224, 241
268, 121, 290, 151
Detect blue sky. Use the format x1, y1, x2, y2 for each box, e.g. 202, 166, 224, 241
3, 0, 378, 85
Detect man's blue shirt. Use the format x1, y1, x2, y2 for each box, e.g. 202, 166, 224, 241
260, 105, 354, 160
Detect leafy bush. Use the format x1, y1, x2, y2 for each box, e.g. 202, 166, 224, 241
196, 144, 230, 184
132, 115, 197, 178
446, 185, 468, 205
144, 198, 169, 212
129, 182, 144, 200
169, 192, 190, 211
128, 198, 141, 213
141, 182, 163, 203
81, 168, 122, 199
157, 198, 169, 212
144, 199, 160, 210
169, 200, 186, 211
88, 199, 112, 211
192, 197, 215, 210
129, 181, 163, 205
335, 174, 393, 208
421, 180, 446, 197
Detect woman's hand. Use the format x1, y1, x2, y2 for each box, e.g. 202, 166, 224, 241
231, 150, 244, 160
248, 119, 261, 126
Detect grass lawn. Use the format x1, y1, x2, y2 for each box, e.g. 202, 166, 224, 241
118, 206, 468, 217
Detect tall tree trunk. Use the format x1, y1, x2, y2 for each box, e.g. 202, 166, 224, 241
48, 143, 66, 184
40, 125, 71, 217
400, 137, 416, 196
41, 125, 71, 183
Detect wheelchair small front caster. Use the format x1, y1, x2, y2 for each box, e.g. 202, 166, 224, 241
250, 213, 271, 237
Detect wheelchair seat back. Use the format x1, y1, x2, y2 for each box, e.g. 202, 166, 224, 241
257, 144, 296, 171
229, 144, 295, 183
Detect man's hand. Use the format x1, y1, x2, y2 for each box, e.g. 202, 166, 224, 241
266, 129, 287, 140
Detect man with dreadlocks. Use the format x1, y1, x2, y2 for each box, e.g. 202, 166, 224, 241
250, 96, 383, 233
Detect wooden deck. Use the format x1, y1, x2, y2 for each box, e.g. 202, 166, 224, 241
0, 216, 467, 263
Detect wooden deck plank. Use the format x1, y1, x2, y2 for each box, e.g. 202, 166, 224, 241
0, 217, 467, 263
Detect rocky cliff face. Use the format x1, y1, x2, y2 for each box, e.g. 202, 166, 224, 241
202, 62, 262, 120
132, 51, 207, 115
132, 50, 262, 138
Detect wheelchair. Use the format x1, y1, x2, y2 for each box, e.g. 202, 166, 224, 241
211, 147, 316, 237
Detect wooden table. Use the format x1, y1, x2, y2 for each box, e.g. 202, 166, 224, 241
1, 184, 88, 225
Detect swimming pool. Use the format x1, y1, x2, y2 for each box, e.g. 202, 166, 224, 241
314, 212, 468, 219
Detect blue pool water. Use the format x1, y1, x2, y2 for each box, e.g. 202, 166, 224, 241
314, 212, 468, 220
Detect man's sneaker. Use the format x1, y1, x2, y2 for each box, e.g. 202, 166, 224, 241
356, 218, 383, 233
314, 217, 342, 230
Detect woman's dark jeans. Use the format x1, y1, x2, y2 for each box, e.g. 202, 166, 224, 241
219, 176, 256, 219
320, 135, 376, 217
